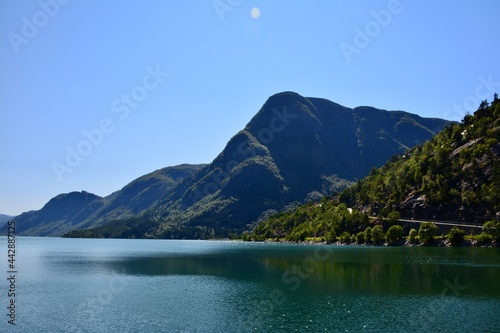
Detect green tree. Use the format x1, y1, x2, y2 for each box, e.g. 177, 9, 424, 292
409, 228, 418, 244
418, 222, 438, 244
447, 227, 465, 246
340, 231, 351, 244
325, 230, 337, 244
386, 225, 404, 245
351, 234, 356, 243
372, 225, 385, 244
356, 232, 365, 244
364, 226, 373, 244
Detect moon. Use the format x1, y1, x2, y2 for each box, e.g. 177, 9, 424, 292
251, 7, 261, 19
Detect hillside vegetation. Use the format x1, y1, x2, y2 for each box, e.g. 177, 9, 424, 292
340, 95, 500, 221
252, 96, 500, 245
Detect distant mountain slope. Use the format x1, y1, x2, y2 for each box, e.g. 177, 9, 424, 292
144, 92, 450, 235
340, 96, 500, 222
78, 164, 206, 228
0, 214, 15, 228
1, 191, 107, 236
2, 164, 205, 236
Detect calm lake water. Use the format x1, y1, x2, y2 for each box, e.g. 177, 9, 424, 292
1, 237, 499, 332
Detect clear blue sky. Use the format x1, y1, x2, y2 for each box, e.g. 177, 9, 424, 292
1, 0, 499, 216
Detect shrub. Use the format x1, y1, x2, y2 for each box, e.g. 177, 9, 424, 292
418, 222, 438, 244
447, 227, 466, 246
476, 232, 493, 246
325, 230, 337, 244
386, 225, 404, 245
356, 232, 365, 244
340, 231, 351, 244
409, 228, 418, 244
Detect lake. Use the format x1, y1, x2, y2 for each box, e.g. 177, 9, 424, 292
1, 237, 499, 332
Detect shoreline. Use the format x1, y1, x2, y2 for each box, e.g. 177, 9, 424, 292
251, 238, 498, 248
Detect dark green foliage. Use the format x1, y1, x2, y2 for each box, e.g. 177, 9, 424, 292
372, 225, 385, 244
482, 221, 497, 236
252, 199, 370, 242
339, 98, 500, 223
476, 232, 493, 246
387, 211, 402, 226
418, 222, 438, 244
340, 231, 351, 244
356, 232, 365, 244
62, 218, 220, 240
482, 221, 500, 241
386, 225, 404, 245
62, 218, 162, 239
325, 230, 337, 244
409, 228, 418, 244
364, 226, 373, 244
447, 227, 466, 246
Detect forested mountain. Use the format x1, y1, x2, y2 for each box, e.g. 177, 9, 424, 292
62, 91, 448, 238
140, 92, 448, 236
340, 95, 500, 222
252, 96, 500, 243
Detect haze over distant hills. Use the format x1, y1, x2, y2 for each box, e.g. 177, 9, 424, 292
0, 214, 14, 228
3, 164, 205, 236
2, 92, 451, 237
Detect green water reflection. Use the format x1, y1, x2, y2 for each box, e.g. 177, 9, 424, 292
108, 244, 500, 296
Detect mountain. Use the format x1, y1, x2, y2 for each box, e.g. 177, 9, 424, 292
1, 164, 205, 236
79, 163, 206, 228
251, 95, 500, 243
126, 92, 447, 237
143, 92, 449, 235
1, 191, 107, 236
9, 92, 451, 238
0, 214, 14, 228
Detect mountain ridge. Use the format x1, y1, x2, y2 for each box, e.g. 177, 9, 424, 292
1, 164, 205, 236
4, 92, 451, 237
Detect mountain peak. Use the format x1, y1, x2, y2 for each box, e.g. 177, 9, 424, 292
245, 91, 318, 135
